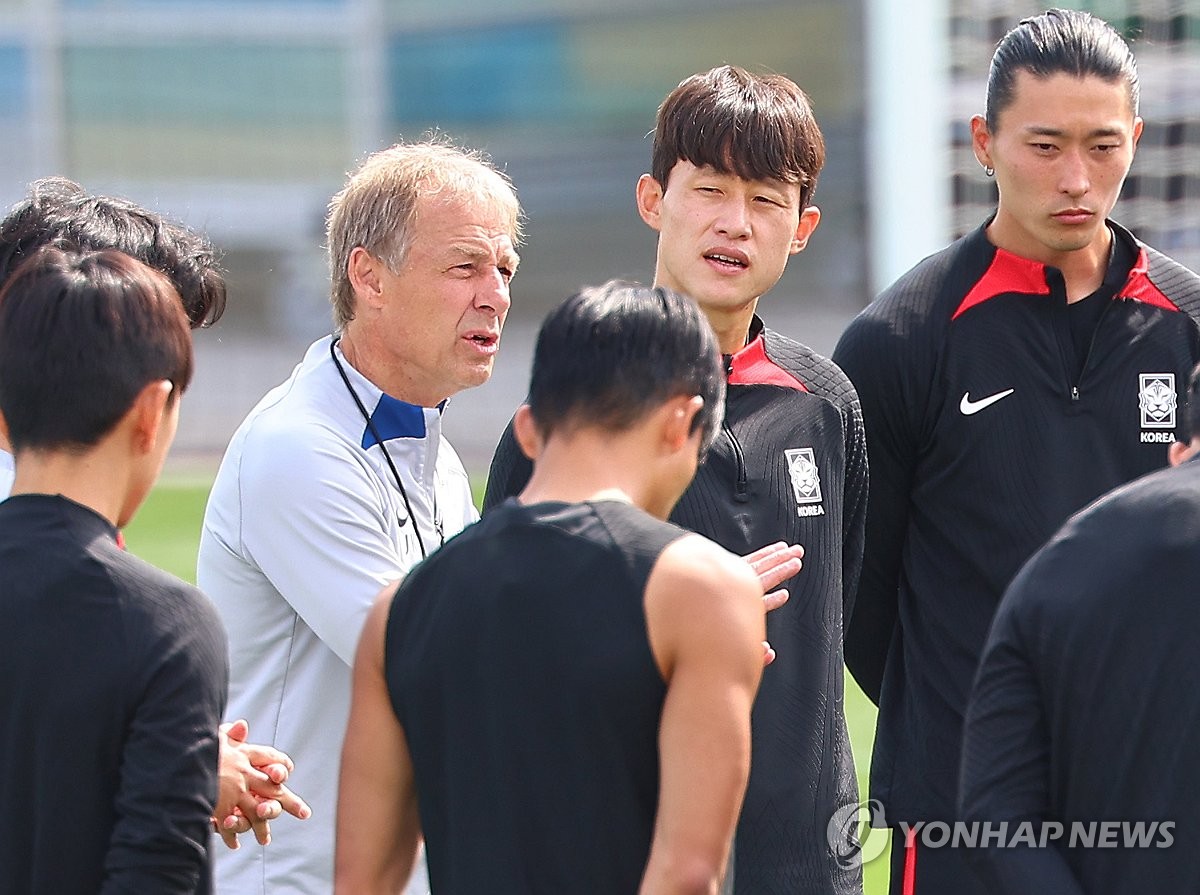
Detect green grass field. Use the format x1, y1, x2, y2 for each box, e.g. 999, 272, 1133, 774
126, 474, 890, 892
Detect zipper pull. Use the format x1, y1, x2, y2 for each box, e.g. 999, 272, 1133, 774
1071, 386, 1080, 402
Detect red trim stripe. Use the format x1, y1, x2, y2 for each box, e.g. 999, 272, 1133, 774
902, 826, 917, 895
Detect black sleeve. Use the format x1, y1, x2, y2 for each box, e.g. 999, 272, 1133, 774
833, 309, 922, 705
483, 415, 533, 514
840, 382, 868, 629
958, 573, 1084, 895
102, 587, 228, 895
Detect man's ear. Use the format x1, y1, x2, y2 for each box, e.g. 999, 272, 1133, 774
0, 411, 10, 454
791, 205, 822, 254
347, 247, 386, 311
636, 174, 665, 233
129, 380, 173, 455
660, 394, 704, 453
512, 404, 544, 462
970, 114, 993, 171
1168, 438, 1195, 468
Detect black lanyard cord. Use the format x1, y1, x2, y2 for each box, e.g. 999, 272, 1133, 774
329, 336, 433, 560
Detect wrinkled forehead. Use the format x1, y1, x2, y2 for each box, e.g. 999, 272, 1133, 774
411, 193, 521, 265
415, 166, 522, 245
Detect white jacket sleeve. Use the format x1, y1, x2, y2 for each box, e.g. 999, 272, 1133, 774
224, 424, 414, 667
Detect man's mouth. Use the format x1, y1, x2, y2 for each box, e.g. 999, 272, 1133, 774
463, 331, 500, 352
1052, 209, 1095, 224
704, 250, 749, 270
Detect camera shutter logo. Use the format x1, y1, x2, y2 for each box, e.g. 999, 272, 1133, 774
1139, 373, 1176, 429
785, 448, 822, 507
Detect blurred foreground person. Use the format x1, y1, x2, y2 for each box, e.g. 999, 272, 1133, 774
0, 248, 225, 893
961, 360, 1200, 894
0, 177, 308, 850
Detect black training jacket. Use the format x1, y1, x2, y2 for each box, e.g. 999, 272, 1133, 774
484, 317, 868, 895
962, 455, 1200, 894
834, 220, 1200, 825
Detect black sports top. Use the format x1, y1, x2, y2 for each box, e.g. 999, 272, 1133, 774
835, 219, 1200, 824
963, 456, 1200, 894
385, 498, 686, 894
484, 318, 868, 895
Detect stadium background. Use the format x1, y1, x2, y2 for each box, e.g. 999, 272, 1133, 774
3, 0, 1197, 889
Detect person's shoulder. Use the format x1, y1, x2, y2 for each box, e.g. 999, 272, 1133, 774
109, 550, 214, 615
865, 228, 982, 320
1070, 458, 1200, 540
835, 231, 984, 379
94, 550, 227, 658
652, 533, 759, 603
760, 329, 859, 412
1006, 461, 1200, 623
218, 353, 377, 496
1139, 241, 1200, 319
228, 336, 350, 442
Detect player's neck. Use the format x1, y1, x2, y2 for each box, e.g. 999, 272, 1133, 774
702, 305, 758, 355
519, 433, 675, 520
10, 443, 133, 527
987, 217, 1113, 303
1055, 235, 1113, 303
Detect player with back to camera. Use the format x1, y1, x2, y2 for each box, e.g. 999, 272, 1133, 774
0, 247, 225, 893
961, 359, 1200, 894
336, 281, 801, 895
0, 178, 310, 849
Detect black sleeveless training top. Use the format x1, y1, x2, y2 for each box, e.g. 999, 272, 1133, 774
385, 498, 688, 894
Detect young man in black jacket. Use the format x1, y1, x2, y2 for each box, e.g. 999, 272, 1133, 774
486, 66, 868, 895
960, 361, 1200, 894
0, 247, 226, 894
834, 10, 1200, 893
0, 177, 309, 848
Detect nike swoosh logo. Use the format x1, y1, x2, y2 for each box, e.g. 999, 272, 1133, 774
960, 388, 1015, 415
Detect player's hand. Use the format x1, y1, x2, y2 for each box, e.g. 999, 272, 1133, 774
742, 542, 804, 666
213, 719, 312, 849
743, 541, 803, 610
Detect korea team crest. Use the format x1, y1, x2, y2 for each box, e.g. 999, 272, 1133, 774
785, 448, 825, 517
1139, 373, 1177, 432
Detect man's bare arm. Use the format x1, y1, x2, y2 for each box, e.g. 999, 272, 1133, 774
334, 585, 422, 895
640, 535, 766, 895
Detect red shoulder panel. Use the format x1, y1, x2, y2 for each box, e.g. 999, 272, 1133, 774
728, 336, 808, 391
1119, 248, 1180, 312
952, 248, 1049, 320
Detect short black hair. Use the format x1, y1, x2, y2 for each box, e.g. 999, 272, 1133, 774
0, 177, 226, 328
527, 280, 724, 449
652, 65, 825, 208
0, 247, 193, 452
987, 8, 1139, 131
